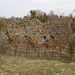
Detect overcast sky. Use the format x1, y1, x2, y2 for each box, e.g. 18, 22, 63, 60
0, 0, 75, 18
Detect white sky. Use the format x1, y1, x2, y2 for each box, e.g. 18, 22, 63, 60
0, 0, 75, 18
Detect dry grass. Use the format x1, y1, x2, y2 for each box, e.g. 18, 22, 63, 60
0, 54, 75, 75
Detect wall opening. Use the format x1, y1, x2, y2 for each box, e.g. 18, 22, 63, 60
44, 36, 46, 39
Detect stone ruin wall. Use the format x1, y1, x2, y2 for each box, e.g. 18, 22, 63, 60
0, 17, 72, 52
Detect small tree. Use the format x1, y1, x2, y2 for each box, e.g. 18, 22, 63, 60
30, 10, 36, 19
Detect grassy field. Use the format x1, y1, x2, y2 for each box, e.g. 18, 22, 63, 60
0, 54, 75, 75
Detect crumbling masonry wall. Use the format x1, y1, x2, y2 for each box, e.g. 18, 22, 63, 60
0, 17, 72, 53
